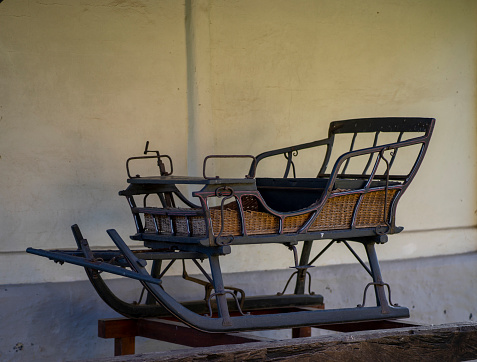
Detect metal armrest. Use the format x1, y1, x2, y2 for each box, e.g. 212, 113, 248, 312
249, 137, 333, 177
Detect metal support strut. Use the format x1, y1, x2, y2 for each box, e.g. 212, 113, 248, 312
364, 242, 391, 314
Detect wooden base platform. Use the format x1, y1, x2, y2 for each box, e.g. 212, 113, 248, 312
96, 320, 477, 361
98, 304, 327, 356
98, 315, 421, 357
98, 317, 270, 356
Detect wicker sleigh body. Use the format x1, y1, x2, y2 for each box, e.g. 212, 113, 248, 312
123, 117, 432, 248
142, 187, 397, 238
27, 117, 435, 333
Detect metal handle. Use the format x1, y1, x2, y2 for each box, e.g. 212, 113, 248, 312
126, 155, 173, 178
202, 155, 256, 180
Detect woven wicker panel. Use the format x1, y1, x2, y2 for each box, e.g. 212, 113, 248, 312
209, 208, 280, 236
241, 195, 260, 211
142, 190, 397, 237
283, 213, 313, 233
172, 216, 189, 236
244, 210, 280, 235
144, 213, 209, 236
144, 213, 156, 233
144, 214, 172, 234
208, 195, 264, 236
190, 216, 208, 236
215, 195, 260, 212
309, 193, 361, 231
355, 189, 397, 228
209, 209, 242, 236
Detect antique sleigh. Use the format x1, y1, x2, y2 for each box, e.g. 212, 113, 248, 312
27, 117, 435, 332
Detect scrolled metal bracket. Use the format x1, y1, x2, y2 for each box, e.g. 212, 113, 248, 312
206, 291, 248, 318
277, 245, 315, 296
214, 186, 236, 246
358, 281, 399, 308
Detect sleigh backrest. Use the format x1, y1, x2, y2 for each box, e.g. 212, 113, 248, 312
319, 117, 435, 183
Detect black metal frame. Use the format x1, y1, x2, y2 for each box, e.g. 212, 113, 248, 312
27, 117, 435, 332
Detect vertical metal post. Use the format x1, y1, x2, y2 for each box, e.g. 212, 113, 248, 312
208, 255, 232, 326
293, 241, 314, 337
146, 260, 162, 305
364, 242, 390, 314
294, 240, 313, 295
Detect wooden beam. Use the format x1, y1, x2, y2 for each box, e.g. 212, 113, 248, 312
93, 322, 477, 361
98, 318, 137, 339
114, 337, 135, 357
98, 318, 270, 356
291, 326, 311, 338
135, 319, 267, 347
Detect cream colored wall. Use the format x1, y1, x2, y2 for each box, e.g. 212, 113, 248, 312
1, 0, 476, 285
204, 0, 477, 271
0, 0, 189, 283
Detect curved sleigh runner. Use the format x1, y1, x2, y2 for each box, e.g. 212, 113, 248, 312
28, 117, 435, 332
